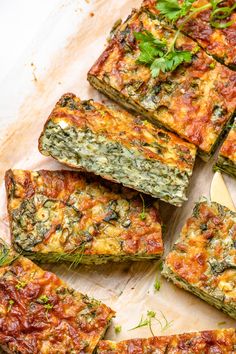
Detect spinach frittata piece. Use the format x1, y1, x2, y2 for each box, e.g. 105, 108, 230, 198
0, 241, 115, 354
98, 329, 236, 353
38, 94, 196, 207
88, 0, 236, 160
5, 169, 164, 264
163, 198, 236, 319
215, 119, 236, 178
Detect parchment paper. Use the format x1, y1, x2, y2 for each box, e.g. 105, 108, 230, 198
0, 0, 235, 341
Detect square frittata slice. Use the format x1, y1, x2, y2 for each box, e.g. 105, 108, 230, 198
0, 241, 115, 354
38, 94, 196, 207
97, 329, 236, 353
5, 169, 164, 264
215, 119, 236, 178
162, 198, 236, 319
88, 0, 236, 160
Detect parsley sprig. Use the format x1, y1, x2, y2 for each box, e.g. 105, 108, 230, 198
134, 27, 193, 77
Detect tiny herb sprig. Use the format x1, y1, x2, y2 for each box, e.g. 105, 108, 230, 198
129, 310, 173, 336
139, 194, 147, 220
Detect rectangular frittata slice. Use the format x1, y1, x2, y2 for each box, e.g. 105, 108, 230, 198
97, 329, 236, 353
162, 198, 236, 319
5, 169, 164, 264
0, 241, 114, 354
38, 94, 196, 207
215, 119, 236, 178
87, 0, 236, 160
175, 0, 236, 70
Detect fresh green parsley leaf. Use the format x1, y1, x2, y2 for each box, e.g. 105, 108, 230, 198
114, 325, 122, 334
134, 31, 166, 65
151, 50, 192, 77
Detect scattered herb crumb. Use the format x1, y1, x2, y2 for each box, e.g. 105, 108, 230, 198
115, 325, 122, 334
217, 321, 226, 326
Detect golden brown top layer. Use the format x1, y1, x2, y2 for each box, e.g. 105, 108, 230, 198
219, 120, 236, 162
98, 329, 236, 353
0, 243, 114, 354
6, 169, 163, 258
164, 199, 236, 305
88, 3, 236, 154
39, 93, 196, 172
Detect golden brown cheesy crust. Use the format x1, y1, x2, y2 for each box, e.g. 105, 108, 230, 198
88, 1, 236, 159
97, 329, 236, 353
0, 242, 115, 354
38, 94, 196, 206
5, 169, 164, 264
215, 119, 236, 178
163, 199, 236, 319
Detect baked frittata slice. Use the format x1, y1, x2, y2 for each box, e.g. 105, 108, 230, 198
215, 119, 236, 178
162, 198, 236, 319
5, 169, 164, 264
88, 1, 236, 160
97, 329, 236, 353
0, 241, 115, 354
38, 94, 196, 207
175, 0, 236, 70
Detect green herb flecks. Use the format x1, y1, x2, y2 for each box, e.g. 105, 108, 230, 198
157, 0, 236, 29
7, 299, 15, 312
129, 310, 173, 336
154, 274, 161, 291
15, 280, 27, 290
139, 194, 147, 220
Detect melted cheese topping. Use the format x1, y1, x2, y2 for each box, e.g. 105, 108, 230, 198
0, 248, 114, 353
98, 329, 236, 353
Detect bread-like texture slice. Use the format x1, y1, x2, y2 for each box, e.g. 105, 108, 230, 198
5, 169, 164, 264
176, 0, 236, 70
87, 0, 236, 160
162, 198, 236, 319
0, 241, 115, 354
97, 329, 236, 353
38, 94, 196, 207
215, 119, 236, 178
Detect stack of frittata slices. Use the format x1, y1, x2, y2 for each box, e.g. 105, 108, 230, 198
1, 0, 236, 352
